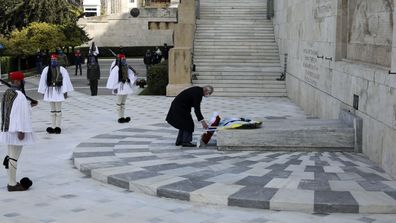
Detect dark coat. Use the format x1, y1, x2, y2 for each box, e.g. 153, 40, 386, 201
166, 86, 204, 132
87, 55, 100, 80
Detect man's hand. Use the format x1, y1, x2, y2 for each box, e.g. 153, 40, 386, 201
30, 101, 38, 107
201, 120, 208, 129
64, 93, 68, 99
17, 132, 25, 140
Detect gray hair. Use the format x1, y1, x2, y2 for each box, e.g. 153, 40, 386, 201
203, 85, 214, 95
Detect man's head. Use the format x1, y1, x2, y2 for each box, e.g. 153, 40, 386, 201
50, 53, 58, 67
9, 71, 25, 87
117, 53, 126, 65
203, 85, 214, 97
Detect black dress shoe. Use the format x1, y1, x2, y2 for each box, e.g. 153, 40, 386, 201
124, 117, 131, 122
118, 118, 125, 123
181, 142, 196, 147
7, 183, 28, 192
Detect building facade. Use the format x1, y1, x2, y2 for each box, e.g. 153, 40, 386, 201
273, 0, 396, 177
79, 0, 178, 47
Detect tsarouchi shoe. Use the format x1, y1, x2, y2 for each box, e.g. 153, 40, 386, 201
46, 127, 55, 134
124, 117, 131, 123
54, 127, 61, 134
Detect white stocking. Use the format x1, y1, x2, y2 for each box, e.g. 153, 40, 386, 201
7, 145, 23, 186
116, 95, 127, 118
55, 102, 62, 127
50, 102, 56, 128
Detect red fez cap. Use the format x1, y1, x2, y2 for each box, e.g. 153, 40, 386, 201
117, 54, 126, 59
9, 71, 25, 81
50, 54, 58, 59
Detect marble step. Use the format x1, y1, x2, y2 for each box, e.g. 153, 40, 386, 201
194, 55, 279, 59
196, 33, 275, 36
193, 81, 286, 88
197, 20, 273, 25
195, 63, 281, 67
193, 72, 282, 80
209, 91, 287, 97
217, 119, 355, 151
194, 59, 280, 63
196, 66, 281, 72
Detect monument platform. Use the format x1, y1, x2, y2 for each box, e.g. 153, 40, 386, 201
217, 119, 355, 152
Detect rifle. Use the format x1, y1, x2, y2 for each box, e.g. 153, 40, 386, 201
0, 79, 38, 105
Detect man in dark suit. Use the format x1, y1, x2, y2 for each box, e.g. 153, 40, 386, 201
166, 85, 214, 147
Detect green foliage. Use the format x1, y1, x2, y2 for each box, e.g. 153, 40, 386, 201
0, 0, 83, 35
1, 22, 65, 56
146, 61, 169, 95
60, 23, 91, 48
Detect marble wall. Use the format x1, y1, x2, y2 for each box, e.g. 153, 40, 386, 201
273, 0, 396, 178
77, 8, 177, 47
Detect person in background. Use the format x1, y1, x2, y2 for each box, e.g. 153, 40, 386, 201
166, 85, 214, 147
89, 42, 99, 61
35, 49, 43, 75
74, 49, 83, 76
87, 51, 100, 96
143, 49, 152, 71
1, 71, 35, 192
162, 43, 169, 60
56, 48, 69, 67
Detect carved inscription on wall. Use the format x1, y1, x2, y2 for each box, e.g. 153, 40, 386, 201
303, 48, 320, 87
347, 0, 393, 67
315, 0, 334, 18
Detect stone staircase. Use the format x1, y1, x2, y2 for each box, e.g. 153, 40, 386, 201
192, 0, 286, 97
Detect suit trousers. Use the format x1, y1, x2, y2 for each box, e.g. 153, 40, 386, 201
176, 130, 193, 144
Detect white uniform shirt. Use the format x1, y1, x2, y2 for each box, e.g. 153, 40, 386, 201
0, 90, 36, 145
106, 62, 137, 95
38, 66, 74, 102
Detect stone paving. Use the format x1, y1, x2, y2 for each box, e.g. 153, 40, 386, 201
74, 112, 396, 214
0, 62, 395, 222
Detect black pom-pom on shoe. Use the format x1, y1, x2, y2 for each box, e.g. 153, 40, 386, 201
54, 127, 61, 134
20, 177, 33, 190
46, 127, 55, 134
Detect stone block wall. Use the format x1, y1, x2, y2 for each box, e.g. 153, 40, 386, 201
273, 0, 396, 178
78, 8, 177, 47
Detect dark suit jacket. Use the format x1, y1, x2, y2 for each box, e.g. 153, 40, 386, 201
166, 86, 204, 132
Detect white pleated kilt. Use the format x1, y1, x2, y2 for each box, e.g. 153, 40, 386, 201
0, 132, 36, 145
42, 87, 67, 102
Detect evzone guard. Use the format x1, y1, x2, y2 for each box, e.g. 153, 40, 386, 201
1, 72, 35, 191
106, 53, 137, 123
38, 53, 74, 134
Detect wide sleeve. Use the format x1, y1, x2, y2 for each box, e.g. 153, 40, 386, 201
8, 92, 33, 133
60, 67, 74, 93
106, 67, 119, 89
128, 68, 137, 85
38, 67, 48, 94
